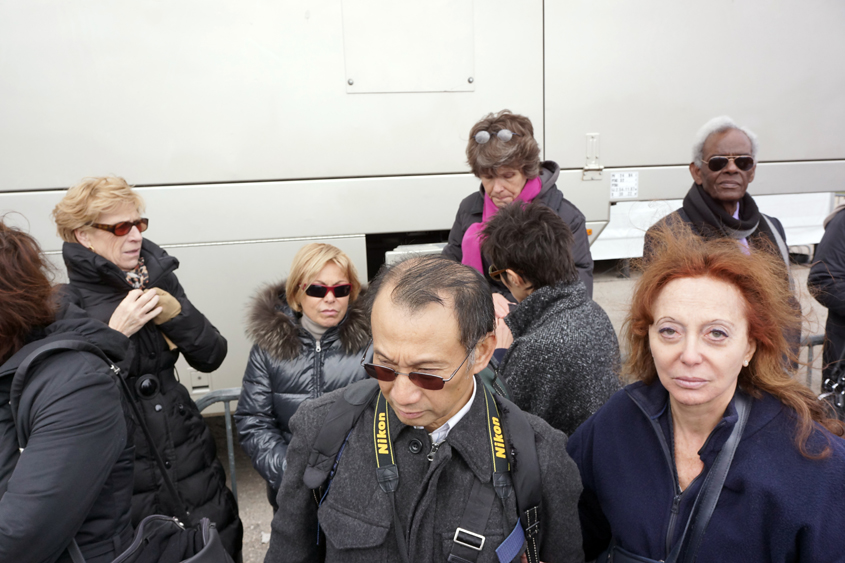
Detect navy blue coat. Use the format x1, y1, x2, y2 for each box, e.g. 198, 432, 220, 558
567, 380, 845, 562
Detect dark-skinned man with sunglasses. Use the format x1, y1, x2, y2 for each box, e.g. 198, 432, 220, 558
644, 115, 790, 266
644, 116, 800, 360
264, 255, 584, 563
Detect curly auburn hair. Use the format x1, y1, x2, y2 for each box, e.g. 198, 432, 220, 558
0, 219, 56, 364
466, 110, 541, 179
625, 222, 844, 458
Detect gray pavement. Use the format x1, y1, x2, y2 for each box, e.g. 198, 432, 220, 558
209, 258, 828, 563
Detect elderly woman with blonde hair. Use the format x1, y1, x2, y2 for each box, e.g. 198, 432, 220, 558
234, 243, 370, 510
52, 176, 242, 558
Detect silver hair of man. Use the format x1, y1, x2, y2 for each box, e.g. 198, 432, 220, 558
692, 115, 759, 167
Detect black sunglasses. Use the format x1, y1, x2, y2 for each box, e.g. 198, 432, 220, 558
89, 218, 149, 236
360, 342, 475, 391
703, 155, 755, 172
474, 129, 522, 144
303, 283, 352, 299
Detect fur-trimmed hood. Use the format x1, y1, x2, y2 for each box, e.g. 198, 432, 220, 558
246, 280, 370, 362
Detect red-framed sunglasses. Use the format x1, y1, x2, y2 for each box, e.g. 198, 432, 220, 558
302, 283, 352, 299
89, 218, 149, 236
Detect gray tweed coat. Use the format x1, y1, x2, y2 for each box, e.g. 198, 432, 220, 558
501, 282, 620, 436
264, 377, 585, 563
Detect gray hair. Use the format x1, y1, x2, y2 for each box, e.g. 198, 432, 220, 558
692, 116, 759, 167
365, 255, 495, 355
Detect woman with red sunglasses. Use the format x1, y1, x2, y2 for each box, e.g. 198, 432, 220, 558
235, 243, 370, 511
52, 176, 242, 558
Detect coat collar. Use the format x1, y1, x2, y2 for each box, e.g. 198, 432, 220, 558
63, 238, 178, 291
471, 160, 562, 212
505, 281, 587, 338
0, 309, 130, 379
625, 379, 785, 458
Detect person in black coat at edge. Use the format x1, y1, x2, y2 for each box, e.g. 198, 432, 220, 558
51, 177, 242, 558
0, 219, 134, 563
442, 109, 594, 319
234, 243, 369, 510
480, 202, 619, 436
809, 203, 845, 392
568, 224, 845, 562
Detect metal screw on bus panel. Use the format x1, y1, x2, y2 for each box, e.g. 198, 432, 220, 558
348, 79, 354, 85
468, 77, 474, 83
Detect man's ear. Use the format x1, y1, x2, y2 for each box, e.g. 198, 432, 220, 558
471, 332, 496, 375
689, 162, 703, 185
74, 228, 90, 247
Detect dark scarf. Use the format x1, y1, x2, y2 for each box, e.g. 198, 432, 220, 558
681, 183, 778, 248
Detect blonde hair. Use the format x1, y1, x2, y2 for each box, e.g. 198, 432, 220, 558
285, 243, 361, 312
52, 177, 145, 243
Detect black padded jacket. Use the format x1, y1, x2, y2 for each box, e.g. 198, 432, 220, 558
809, 208, 845, 382
442, 160, 594, 299
0, 311, 134, 563
234, 281, 370, 491
58, 239, 242, 557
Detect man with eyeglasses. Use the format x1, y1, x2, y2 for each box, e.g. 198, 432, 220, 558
644, 115, 790, 267
263, 255, 584, 563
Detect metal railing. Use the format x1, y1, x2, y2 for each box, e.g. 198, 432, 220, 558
196, 387, 242, 504
802, 333, 825, 387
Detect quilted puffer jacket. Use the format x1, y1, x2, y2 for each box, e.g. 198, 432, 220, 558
59, 239, 242, 558
234, 281, 370, 493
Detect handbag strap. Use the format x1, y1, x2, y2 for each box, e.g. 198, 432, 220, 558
68, 539, 86, 563
669, 392, 751, 563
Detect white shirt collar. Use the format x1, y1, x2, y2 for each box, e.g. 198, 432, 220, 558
418, 376, 477, 446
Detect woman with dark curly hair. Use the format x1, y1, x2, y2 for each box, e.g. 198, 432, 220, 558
0, 218, 134, 563
567, 224, 845, 563
442, 110, 594, 314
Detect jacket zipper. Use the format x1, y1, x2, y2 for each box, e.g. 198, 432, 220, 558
314, 339, 322, 398
626, 391, 684, 558
427, 440, 442, 462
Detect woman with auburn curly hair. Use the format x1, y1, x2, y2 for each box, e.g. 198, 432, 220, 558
567, 224, 845, 563
0, 219, 134, 562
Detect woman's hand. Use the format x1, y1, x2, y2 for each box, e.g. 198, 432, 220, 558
492, 293, 514, 319
495, 318, 514, 349
108, 289, 162, 337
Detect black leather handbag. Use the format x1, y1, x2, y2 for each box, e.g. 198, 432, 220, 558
68, 515, 230, 563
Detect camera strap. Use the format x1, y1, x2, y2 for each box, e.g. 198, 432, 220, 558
373, 384, 540, 563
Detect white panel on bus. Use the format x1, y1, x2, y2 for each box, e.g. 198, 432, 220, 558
342, 0, 475, 94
